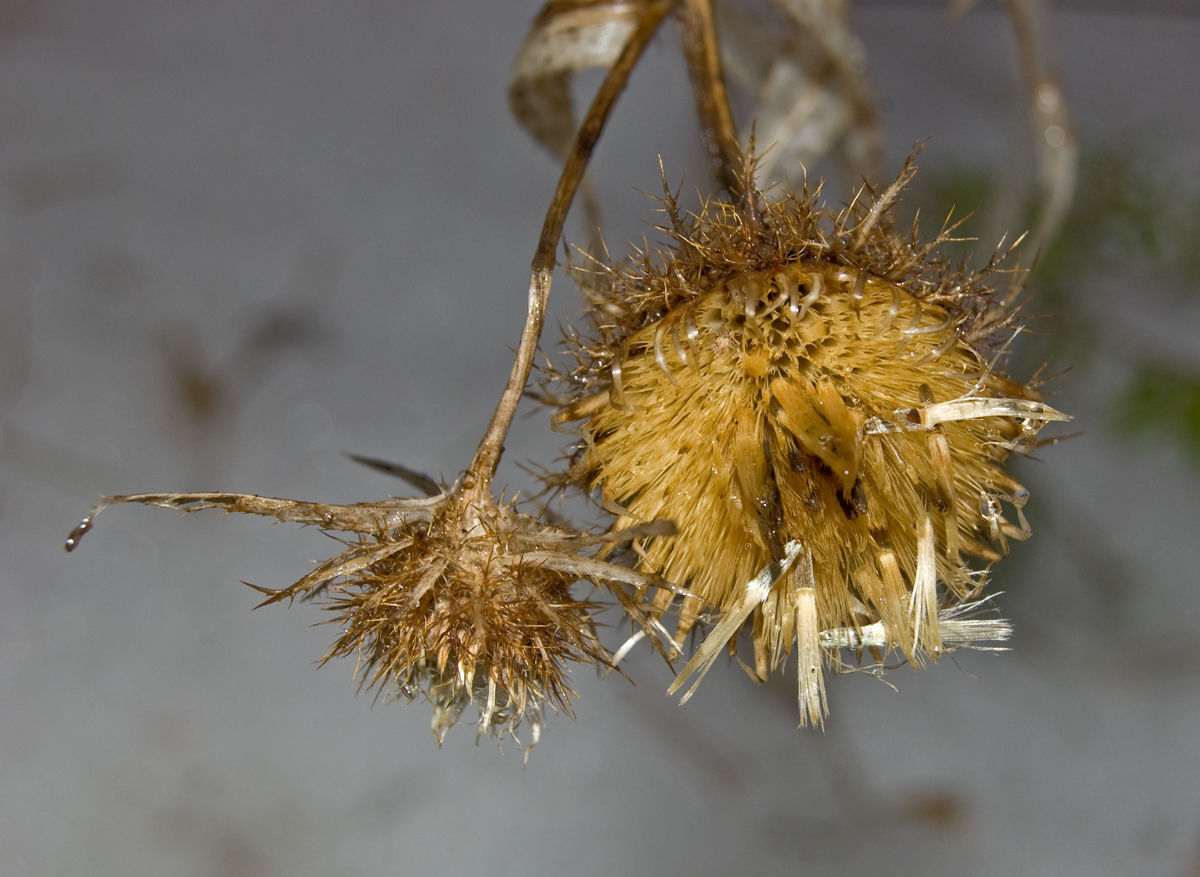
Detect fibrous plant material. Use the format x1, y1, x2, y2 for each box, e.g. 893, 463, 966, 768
65, 489, 679, 748
510, 0, 885, 197
554, 158, 1068, 725
65, 0, 1072, 748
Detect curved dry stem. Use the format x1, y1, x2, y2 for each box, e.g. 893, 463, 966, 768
677, 0, 742, 198
63, 491, 445, 551
468, 0, 679, 493
999, 0, 1076, 274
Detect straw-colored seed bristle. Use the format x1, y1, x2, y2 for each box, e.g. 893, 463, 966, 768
557, 167, 1066, 721
794, 586, 827, 728
874, 551, 914, 658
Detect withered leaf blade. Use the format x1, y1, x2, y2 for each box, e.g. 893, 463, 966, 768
509, 0, 643, 161
714, 0, 882, 188
343, 451, 442, 498
249, 538, 413, 608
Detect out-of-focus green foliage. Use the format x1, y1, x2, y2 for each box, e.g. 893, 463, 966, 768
1035, 147, 1187, 304
1116, 364, 1200, 462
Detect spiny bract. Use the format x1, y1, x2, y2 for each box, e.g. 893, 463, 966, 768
65, 486, 664, 750
292, 498, 609, 748
555, 162, 1068, 725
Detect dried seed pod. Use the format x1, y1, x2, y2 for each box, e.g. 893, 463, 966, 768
300, 499, 611, 748
64, 486, 678, 749
556, 160, 1068, 724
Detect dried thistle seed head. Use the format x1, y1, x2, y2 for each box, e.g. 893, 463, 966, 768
556, 162, 1068, 725
309, 500, 610, 746
67, 485, 656, 749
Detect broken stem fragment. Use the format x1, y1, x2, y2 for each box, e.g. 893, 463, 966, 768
64, 491, 446, 552
677, 0, 742, 197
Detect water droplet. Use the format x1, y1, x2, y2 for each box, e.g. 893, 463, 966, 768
64, 515, 94, 552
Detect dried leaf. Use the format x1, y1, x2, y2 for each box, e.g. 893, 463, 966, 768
509, 0, 645, 162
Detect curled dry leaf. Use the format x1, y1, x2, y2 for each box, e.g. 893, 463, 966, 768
510, 0, 884, 197
509, 0, 645, 163
714, 0, 882, 188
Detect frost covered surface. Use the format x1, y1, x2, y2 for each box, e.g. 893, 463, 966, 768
4, 2, 1200, 876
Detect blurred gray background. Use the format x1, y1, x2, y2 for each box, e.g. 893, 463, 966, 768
3, 1, 1200, 875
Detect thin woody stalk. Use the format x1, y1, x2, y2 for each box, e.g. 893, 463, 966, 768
997, 0, 1076, 284
677, 0, 742, 198
468, 0, 679, 492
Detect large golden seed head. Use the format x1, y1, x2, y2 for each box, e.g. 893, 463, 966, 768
557, 180, 1066, 724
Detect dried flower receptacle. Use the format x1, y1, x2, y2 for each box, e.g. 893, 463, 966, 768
556, 162, 1068, 723
65, 484, 680, 748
